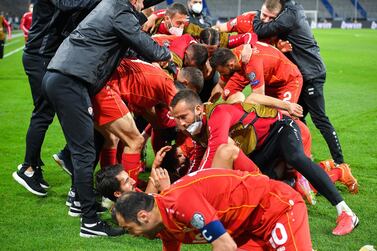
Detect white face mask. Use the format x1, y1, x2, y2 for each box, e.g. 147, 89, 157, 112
169, 26, 184, 36
186, 120, 203, 135
192, 3, 203, 14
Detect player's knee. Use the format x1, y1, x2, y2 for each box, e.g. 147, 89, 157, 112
130, 134, 145, 152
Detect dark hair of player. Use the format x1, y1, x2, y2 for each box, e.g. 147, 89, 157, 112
166, 3, 188, 18
180, 67, 204, 93
170, 89, 203, 109
185, 43, 208, 70
209, 48, 236, 69
114, 192, 155, 224
199, 28, 220, 46
95, 164, 123, 202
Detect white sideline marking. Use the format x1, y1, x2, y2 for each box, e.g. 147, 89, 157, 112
3, 46, 25, 58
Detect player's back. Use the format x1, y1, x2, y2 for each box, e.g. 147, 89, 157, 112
117, 58, 176, 112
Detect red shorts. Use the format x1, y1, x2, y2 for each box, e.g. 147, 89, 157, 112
92, 73, 129, 126
238, 199, 312, 251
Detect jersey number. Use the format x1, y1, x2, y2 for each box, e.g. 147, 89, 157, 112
269, 223, 288, 248
283, 91, 292, 101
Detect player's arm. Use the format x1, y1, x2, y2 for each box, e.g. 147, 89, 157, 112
245, 93, 303, 117
212, 22, 228, 32
211, 232, 237, 251
114, 9, 171, 62
20, 15, 28, 36
253, 8, 297, 39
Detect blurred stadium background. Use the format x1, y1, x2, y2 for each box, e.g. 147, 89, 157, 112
1, 0, 377, 30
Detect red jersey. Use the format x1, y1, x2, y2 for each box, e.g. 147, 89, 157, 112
155, 168, 310, 250
20, 12, 33, 38
93, 59, 177, 126
113, 59, 176, 114
189, 103, 281, 172
0, 16, 12, 39
226, 12, 256, 34
222, 43, 302, 102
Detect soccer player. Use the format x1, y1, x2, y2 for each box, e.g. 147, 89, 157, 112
253, 0, 350, 169
169, 90, 359, 236
210, 45, 303, 104
96, 146, 172, 201
0, 14, 11, 59
214, 11, 256, 34
114, 168, 313, 250
20, 4, 33, 42
42, 0, 171, 237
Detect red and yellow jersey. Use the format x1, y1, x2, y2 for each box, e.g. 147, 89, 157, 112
226, 12, 256, 34
20, 12, 32, 37
109, 58, 176, 114
155, 168, 299, 249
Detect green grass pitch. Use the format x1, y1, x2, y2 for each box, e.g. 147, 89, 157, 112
0, 29, 376, 250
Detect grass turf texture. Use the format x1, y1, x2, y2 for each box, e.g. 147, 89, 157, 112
0, 29, 376, 250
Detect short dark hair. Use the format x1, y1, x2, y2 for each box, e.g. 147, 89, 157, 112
264, 0, 284, 13
181, 67, 204, 93
209, 48, 236, 69
170, 89, 203, 109
114, 192, 155, 224
186, 44, 208, 70
200, 28, 220, 46
166, 3, 188, 18
95, 164, 123, 202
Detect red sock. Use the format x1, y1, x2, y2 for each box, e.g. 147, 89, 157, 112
100, 148, 117, 169
327, 168, 342, 183
233, 150, 260, 174
121, 153, 141, 181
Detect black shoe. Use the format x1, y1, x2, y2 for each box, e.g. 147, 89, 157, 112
17, 164, 49, 189
53, 152, 72, 176
34, 166, 50, 189
80, 220, 125, 237
69, 200, 108, 217
12, 168, 47, 196
66, 187, 76, 207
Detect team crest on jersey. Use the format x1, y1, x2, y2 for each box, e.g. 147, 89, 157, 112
191, 213, 205, 229
249, 72, 256, 81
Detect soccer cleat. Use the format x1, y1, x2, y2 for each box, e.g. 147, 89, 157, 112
12, 169, 47, 196
52, 152, 72, 176
332, 211, 359, 236
80, 220, 125, 238
319, 159, 336, 172
295, 174, 316, 205
336, 163, 359, 194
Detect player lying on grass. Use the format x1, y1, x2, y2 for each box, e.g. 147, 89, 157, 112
113, 168, 313, 251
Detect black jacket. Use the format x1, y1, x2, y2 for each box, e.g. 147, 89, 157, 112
25, 0, 100, 58
253, 0, 325, 81
188, 9, 212, 29
48, 0, 171, 94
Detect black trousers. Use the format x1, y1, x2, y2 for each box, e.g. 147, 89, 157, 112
250, 118, 343, 206
22, 52, 55, 168
42, 71, 98, 223
298, 73, 344, 164
0, 39, 4, 58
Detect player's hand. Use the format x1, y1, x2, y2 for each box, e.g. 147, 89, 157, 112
149, 167, 171, 192
151, 145, 172, 169
277, 39, 292, 53
208, 83, 223, 103
143, 13, 158, 32
286, 101, 303, 117
241, 44, 253, 64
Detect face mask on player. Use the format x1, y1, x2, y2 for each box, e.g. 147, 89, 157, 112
169, 26, 184, 36
186, 110, 203, 135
